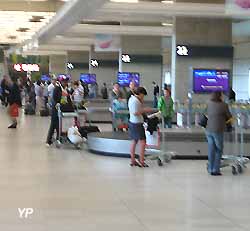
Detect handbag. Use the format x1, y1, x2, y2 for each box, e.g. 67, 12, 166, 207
9, 103, 19, 117
198, 114, 208, 128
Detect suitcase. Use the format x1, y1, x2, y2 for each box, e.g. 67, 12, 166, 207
79, 126, 100, 139
24, 104, 35, 115
40, 109, 49, 117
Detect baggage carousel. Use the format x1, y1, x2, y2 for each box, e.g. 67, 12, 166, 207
87, 129, 250, 159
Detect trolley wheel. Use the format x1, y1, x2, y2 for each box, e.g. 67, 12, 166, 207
237, 165, 243, 174
164, 155, 171, 163
232, 166, 238, 175
157, 158, 163, 167
55, 140, 61, 149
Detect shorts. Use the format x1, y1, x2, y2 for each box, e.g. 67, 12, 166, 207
128, 122, 146, 141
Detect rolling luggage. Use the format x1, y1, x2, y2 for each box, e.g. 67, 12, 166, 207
24, 103, 35, 115
78, 126, 100, 139
40, 108, 49, 117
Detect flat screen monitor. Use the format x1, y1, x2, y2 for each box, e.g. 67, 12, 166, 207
41, 75, 51, 82
117, 72, 140, 87
193, 69, 229, 93
57, 74, 71, 81
80, 73, 97, 84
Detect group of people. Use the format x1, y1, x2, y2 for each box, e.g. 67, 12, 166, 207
108, 80, 175, 167
0, 74, 234, 174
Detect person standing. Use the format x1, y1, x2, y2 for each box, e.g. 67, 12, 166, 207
158, 88, 174, 128
46, 81, 62, 146
73, 81, 84, 107
128, 87, 152, 167
126, 81, 136, 102
34, 80, 43, 115
152, 81, 159, 108
48, 76, 57, 105
7, 78, 22, 129
101, 83, 108, 99
111, 83, 123, 100
206, 92, 232, 176
1, 75, 10, 107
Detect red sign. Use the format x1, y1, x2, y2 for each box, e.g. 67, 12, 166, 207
14, 64, 40, 72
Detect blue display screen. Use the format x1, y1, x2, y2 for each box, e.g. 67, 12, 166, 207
80, 74, 97, 84
117, 72, 140, 87
193, 69, 229, 93
41, 75, 51, 82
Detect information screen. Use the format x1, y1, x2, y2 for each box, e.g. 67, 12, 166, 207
117, 72, 140, 87
41, 75, 51, 82
80, 74, 97, 84
193, 69, 229, 93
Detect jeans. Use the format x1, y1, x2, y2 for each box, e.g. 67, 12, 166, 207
153, 96, 158, 108
206, 131, 224, 174
164, 117, 172, 128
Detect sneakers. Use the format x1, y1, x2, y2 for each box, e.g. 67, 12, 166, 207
46, 142, 52, 147
8, 122, 17, 129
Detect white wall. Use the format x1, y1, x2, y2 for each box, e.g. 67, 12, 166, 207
233, 42, 250, 100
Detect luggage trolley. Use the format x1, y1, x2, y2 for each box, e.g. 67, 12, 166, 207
110, 99, 129, 131
144, 112, 175, 166
221, 113, 249, 175
56, 105, 85, 149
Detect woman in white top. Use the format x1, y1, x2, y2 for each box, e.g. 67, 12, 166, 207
128, 87, 152, 167
73, 81, 84, 106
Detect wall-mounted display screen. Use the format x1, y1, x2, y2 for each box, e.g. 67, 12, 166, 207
57, 74, 71, 81
80, 73, 97, 84
117, 72, 140, 87
193, 69, 230, 93
41, 75, 51, 82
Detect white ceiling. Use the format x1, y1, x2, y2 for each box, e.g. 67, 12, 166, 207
10, 0, 250, 54
0, 0, 68, 44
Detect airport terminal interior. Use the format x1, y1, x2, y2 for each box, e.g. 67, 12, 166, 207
1, 0, 250, 230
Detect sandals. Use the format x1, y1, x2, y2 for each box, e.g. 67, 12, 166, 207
130, 160, 149, 168
130, 160, 141, 167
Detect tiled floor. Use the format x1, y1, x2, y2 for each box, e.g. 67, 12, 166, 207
0, 107, 250, 231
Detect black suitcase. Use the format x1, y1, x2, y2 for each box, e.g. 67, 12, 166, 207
24, 104, 35, 115
79, 126, 100, 138
40, 109, 49, 117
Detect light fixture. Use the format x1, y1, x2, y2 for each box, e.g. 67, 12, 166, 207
110, 0, 138, 3
161, 0, 174, 4
161, 22, 173, 26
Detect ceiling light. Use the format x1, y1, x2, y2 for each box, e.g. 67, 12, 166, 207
161, 0, 174, 4
110, 0, 138, 3
162, 22, 173, 26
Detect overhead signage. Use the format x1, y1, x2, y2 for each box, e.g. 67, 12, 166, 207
176, 45, 189, 56
14, 64, 40, 72
122, 54, 131, 63
176, 45, 233, 58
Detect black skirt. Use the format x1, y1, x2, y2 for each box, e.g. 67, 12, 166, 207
128, 122, 146, 141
